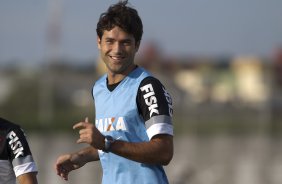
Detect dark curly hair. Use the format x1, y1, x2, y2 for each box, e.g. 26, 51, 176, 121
96, 0, 143, 44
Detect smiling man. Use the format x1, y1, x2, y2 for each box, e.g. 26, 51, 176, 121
55, 1, 174, 184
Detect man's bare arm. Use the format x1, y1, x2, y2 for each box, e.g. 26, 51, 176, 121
74, 120, 173, 166
17, 172, 38, 184
55, 146, 99, 181
110, 134, 173, 165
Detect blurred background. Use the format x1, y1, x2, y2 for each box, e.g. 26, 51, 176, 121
1, 0, 282, 183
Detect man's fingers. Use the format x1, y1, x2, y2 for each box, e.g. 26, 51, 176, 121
76, 138, 84, 144
56, 166, 68, 180
73, 118, 90, 130
60, 172, 68, 181
73, 122, 87, 130
76, 135, 89, 144
73, 117, 94, 145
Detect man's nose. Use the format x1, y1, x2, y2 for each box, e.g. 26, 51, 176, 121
112, 42, 123, 53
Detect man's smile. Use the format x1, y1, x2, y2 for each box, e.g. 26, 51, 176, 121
109, 55, 125, 61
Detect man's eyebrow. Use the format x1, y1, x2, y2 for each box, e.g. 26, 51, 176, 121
104, 37, 114, 40
122, 39, 132, 42
104, 37, 132, 42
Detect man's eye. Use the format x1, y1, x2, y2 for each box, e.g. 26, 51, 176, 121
105, 40, 113, 44
123, 41, 131, 46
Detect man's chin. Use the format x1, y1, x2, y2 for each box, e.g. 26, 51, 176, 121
108, 67, 124, 74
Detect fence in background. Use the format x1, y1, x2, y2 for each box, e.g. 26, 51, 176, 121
30, 133, 282, 184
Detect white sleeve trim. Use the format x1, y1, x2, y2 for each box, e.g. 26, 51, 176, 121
14, 162, 38, 177
146, 123, 173, 140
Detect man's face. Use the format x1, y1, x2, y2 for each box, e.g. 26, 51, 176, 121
97, 26, 140, 75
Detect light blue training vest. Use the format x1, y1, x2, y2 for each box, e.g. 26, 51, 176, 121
92, 67, 169, 184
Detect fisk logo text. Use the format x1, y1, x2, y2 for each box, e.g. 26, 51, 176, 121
140, 83, 159, 117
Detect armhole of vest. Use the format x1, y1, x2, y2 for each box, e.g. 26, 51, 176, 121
91, 82, 96, 100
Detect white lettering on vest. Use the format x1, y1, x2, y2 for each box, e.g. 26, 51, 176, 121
163, 87, 173, 117
140, 84, 159, 117
96, 117, 127, 132
8, 131, 24, 158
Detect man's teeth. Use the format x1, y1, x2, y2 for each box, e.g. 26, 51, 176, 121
111, 56, 123, 60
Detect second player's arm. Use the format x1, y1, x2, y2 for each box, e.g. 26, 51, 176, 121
55, 146, 99, 181
108, 134, 173, 165
70, 146, 100, 164
74, 121, 173, 166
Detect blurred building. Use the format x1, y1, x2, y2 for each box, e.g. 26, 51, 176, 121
231, 56, 269, 107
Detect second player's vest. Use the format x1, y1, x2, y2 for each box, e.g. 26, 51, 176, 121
92, 67, 169, 184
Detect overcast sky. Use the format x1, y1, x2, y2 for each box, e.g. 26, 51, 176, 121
0, 0, 282, 66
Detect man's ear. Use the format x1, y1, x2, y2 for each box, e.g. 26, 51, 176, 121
97, 36, 101, 49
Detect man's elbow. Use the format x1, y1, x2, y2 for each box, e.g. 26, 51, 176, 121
152, 134, 174, 166
161, 150, 173, 166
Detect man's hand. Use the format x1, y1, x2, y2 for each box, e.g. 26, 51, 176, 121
55, 153, 85, 181
55, 146, 100, 181
73, 117, 105, 150
55, 118, 104, 181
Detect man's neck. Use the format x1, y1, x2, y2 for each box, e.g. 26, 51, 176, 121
107, 65, 137, 85
107, 74, 126, 85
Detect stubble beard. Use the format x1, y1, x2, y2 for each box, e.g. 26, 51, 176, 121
104, 56, 135, 75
